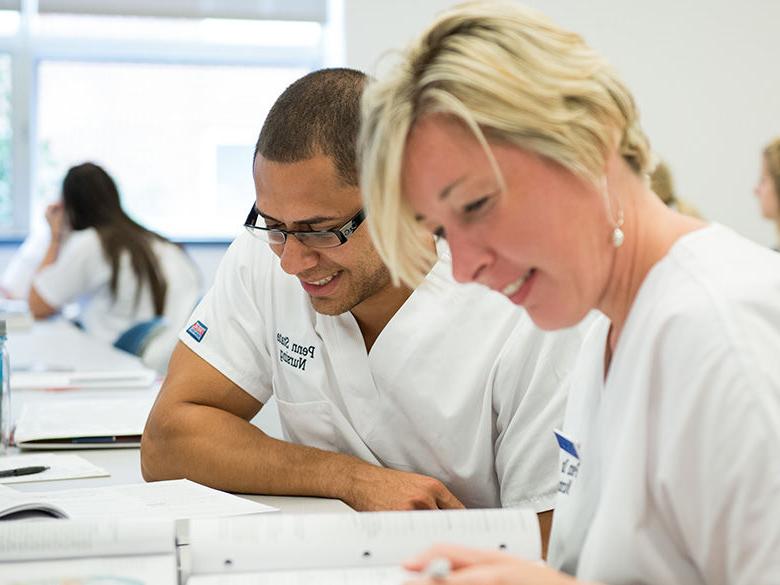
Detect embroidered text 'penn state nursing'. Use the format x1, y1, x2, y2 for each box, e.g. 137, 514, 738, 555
554, 429, 580, 496
276, 331, 316, 371
187, 320, 208, 342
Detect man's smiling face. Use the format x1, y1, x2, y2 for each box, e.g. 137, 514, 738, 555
253, 153, 392, 316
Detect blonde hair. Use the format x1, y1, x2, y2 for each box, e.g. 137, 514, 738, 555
650, 161, 702, 218
764, 137, 780, 206
360, 1, 652, 287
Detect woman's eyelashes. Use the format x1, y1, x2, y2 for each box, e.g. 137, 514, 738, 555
427, 192, 498, 239
462, 192, 497, 216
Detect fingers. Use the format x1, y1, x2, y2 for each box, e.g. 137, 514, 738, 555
405, 552, 578, 585
404, 564, 508, 585
436, 487, 465, 510
404, 544, 512, 572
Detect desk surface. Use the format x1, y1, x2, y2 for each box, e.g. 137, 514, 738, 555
8, 447, 353, 514
6, 320, 352, 516
9, 319, 147, 372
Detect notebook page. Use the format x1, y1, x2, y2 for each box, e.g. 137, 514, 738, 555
1, 479, 277, 521
0, 517, 173, 562
0, 453, 109, 484
188, 566, 412, 585
14, 397, 154, 446
11, 368, 157, 390
1, 554, 177, 585
190, 508, 540, 574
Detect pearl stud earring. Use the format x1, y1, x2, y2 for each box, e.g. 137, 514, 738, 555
612, 208, 624, 248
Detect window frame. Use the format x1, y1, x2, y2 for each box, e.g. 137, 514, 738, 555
0, 0, 336, 242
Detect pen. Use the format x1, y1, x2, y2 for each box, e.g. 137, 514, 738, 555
423, 557, 451, 581
0, 465, 50, 478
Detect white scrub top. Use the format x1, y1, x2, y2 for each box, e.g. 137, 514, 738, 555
0, 227, 50, 298
34, 227, 201, 344
548, 225, 780, 584
180, 230, 586, 510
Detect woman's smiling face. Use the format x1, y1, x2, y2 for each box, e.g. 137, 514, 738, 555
402, 115, 616, 330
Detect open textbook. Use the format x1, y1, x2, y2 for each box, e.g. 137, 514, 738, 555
0, 298, 33, 331
0, 478, 277, 521
0, 517, 177, 584
11, 367, 157, 390
187, 508, 540, 585
13, 397, 154, 449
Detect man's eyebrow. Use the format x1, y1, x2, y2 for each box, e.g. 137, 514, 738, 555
257, 209, 341, 225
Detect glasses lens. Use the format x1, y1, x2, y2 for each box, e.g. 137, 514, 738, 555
295, 232, 341, 248
244, 226, 286, 246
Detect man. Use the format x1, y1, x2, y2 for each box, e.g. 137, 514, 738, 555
141, 69, 584, 541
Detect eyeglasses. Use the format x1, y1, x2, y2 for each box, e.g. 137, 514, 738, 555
244, 205, 366, 249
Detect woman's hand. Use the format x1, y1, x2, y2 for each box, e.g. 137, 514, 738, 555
404, 544, 584, 585
44, 202, 65, 241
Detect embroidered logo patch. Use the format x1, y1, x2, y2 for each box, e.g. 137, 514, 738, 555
186, 320, 208, 342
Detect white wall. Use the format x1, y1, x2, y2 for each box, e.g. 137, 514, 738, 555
343, 0, 780, 247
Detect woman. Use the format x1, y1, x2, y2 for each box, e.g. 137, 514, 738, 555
29, 163, 200, 352
359, 3, 780, 584
755, 137, 780, 250
650, 160, 702, 218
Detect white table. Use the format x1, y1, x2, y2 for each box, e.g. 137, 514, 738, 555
8, 319, 148, 372
8, 447, 353, 514
5, 319, 352, 515
3, 319, 353, 584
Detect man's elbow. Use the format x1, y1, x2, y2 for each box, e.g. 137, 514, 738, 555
140, 407, 180, 482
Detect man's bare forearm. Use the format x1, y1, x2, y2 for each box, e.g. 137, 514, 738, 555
141, 401, 368, 502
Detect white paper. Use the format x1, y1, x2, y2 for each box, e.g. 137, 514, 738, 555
11, 368, 156, 390
1, 478, 277, 521
0, 518, 176, 585
190, 508, 540, 575
0, 517, 173, 561
14, 397, 154, 449
1, 554, 177, 585
188, 566, 413, 585
0, 453, 109, 484
0, 298, 33, 331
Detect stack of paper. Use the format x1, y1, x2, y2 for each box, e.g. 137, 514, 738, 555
0, 298, 33, 331
11, 367, 157, 390
14, 397, 154, 449
0, 517, 178, 584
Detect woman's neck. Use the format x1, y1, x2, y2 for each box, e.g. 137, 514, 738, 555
597, 169, 706, 372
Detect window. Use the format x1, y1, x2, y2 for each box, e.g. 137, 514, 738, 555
0, 0, 331, 240
37, 61, 308, 239
0, 54, 10, 230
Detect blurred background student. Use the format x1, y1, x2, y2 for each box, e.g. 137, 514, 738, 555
650, 160, 702, 218
0, 227, 50, 299
755, 137, 780, 251
28, 162, 201, 371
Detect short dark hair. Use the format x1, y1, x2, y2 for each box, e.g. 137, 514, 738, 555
254, 68, 367, 186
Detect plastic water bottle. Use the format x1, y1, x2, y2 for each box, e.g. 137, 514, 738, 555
0, 319, 10, 453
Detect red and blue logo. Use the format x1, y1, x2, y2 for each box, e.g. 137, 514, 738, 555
186, 320, 208, 342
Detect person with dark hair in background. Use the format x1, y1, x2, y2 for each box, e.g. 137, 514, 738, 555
755, 137, 780, 251
142, 69, 586, 550
29, 163, 201, 364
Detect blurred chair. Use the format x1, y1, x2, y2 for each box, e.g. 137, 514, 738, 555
113, 317, 166, 360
